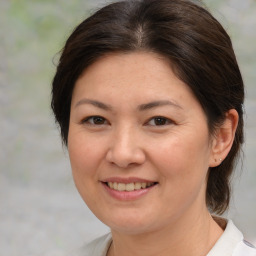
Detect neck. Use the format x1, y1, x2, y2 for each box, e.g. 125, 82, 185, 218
107, 209, 223, 256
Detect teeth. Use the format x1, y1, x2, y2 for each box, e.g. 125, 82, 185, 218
134, 182, 142, 190
107, 182, 155, 191
108, 182, 114, 189
117, 183, 126, 191
126, 183, 135, 191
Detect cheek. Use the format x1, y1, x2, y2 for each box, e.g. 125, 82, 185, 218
68, 132, 103, 205
68, 131, 102, 178
151, 137, 210, 218
151, 133, 211, 187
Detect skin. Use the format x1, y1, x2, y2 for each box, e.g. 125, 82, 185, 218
68, 52, 238, 256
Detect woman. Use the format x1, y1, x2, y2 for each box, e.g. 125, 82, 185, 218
51, 0, 255, 255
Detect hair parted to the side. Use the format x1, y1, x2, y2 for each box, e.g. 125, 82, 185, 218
51, 0, 244, 214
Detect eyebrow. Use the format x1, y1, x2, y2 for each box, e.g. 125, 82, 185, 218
138, 100, 183, 111
75, 99, 112, 111
74, 98, 183, 111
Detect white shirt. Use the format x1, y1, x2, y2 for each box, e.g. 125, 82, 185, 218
68, 220, 256, 256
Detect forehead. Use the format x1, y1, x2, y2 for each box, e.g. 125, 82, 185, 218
71, 51, 209, 131
78, 52, 172, 84
73, 52, 191, 97
71, 51, 206, 118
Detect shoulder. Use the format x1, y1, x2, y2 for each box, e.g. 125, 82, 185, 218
68, 233, 112, 256
208, 218, 256, 256
233, 240, 256, 256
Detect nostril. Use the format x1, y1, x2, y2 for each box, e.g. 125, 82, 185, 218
105, 142, 146, 168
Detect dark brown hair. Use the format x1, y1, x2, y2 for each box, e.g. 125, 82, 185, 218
51, 0, 244, 214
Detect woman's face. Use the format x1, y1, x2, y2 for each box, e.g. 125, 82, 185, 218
68, 52, 216, 234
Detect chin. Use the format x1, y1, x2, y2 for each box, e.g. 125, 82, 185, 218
99, 209, 160, 235
110, 222, 154, 235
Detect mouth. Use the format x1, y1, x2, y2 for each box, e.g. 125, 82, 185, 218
104, 181, 158, 192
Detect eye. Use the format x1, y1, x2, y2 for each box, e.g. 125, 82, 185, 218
82, 116, 108, 125
147, 116, 173, 126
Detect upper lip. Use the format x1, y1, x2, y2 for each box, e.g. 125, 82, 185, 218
101, 177, 157, 184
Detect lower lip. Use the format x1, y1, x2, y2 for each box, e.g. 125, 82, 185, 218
102, 182, 157, 201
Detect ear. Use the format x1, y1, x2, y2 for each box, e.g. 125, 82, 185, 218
209, 109, 239, 167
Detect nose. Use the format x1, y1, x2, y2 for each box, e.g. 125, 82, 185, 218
106, 127, 146, 168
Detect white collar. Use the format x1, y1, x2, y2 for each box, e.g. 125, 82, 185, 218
207, 219, 244, 256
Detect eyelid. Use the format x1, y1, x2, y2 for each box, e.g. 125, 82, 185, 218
80, 115, 174, 126
145, 116, 174, 126
81, 115, 109, 125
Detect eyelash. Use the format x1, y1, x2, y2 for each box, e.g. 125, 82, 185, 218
81, 116, 108, 125
81, 116, 173, 127
146, 116, 173, 126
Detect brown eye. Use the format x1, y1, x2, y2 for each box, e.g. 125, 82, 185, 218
82, 116, 107, 125
154, 117, 167, 125
147, 116, 172, 126
92, 116, 106, 124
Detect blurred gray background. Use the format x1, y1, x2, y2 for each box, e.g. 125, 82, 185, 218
0, 0, 255, 255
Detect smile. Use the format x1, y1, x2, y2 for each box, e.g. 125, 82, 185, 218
101, 179, 158, 200
106, 182, 156, 191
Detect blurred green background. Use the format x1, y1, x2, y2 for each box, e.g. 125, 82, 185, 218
0, 0, 255, 255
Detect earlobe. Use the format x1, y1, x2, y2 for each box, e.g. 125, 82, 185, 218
209, 109, 239, 167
